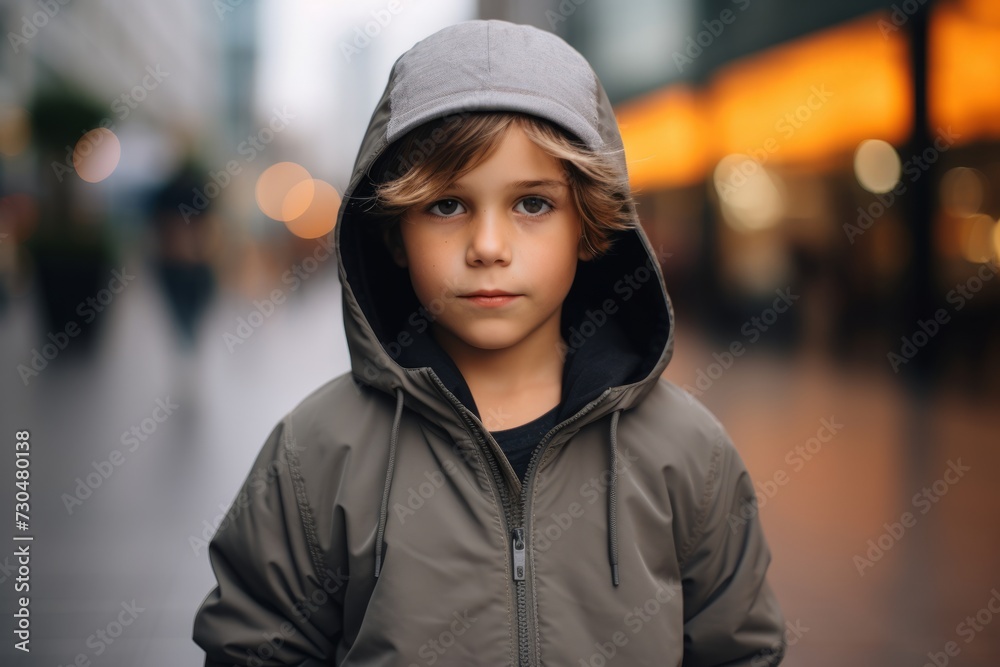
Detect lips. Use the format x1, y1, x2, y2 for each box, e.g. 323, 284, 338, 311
459, 290, 522, 308
462, 290, 519, 297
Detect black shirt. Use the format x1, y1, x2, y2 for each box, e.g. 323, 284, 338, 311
394, 316, 646, 484
490, 405, 561, 483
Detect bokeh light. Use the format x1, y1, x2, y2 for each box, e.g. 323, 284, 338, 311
853, 139, 901, 194
0, 106, 30, 157
255, 162, 312, 221
281, 179, 340, 239
961, 213, 997, 263
72, 128, 122, 183
279, 177, 316, 222
713, 154, 784, 232
939, 166, 986, 217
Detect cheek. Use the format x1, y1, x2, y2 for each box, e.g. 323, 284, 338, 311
529, 225, 581, 286
400, 231, 450, 301
407, 260, 443, 303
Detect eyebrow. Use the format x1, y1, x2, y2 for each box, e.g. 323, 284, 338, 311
509, 179, 568, 190
449, 179, 568, 192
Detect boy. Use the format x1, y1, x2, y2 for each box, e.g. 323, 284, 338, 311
193, 19, 786, 666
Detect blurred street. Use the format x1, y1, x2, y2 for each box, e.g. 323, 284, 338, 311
0, 256, 348, 665
1, 0, 999, 664
0, 263, 997, 665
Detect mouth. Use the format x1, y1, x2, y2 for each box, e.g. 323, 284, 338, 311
460, 290, 522, 308
463, 290, 519, 297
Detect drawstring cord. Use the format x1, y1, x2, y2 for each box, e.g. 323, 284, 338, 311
608, 409, 622, 587
375, 388, 623, 589
375, 387, 404, 578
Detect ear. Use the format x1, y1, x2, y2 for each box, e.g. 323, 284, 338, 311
577, 235, 596, 262
382, 225, 408, 268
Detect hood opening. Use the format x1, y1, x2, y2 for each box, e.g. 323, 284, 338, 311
339, 166, 671, 420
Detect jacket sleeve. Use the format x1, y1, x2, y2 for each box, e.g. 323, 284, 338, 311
192, 418, 344, 666
678, 427, 786, 667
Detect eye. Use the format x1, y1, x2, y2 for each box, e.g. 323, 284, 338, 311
426, 198, 465, 217
515, 197, 552, 216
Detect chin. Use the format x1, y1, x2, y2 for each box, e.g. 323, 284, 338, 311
459, 334, 524, 352
453, 323, 529, 351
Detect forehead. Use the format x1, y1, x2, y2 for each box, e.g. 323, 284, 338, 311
451, 125, 567, 186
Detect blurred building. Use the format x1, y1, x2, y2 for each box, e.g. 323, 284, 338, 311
483, 0, 1000, 389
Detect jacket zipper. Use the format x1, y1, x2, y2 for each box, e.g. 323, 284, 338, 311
510, 387, 614, 666
429, 373, 614, 666
427, 375, 523, 663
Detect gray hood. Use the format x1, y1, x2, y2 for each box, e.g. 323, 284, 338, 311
333, 19, 675, 586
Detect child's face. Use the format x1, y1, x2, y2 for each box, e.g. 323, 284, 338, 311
393, 124, 589, 356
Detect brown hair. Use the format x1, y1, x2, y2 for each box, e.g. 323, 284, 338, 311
368, 111, 636, 260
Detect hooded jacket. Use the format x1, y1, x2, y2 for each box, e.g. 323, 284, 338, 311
193, 19, 785, 667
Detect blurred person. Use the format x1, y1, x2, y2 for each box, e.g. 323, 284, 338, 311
147, 162, 220, 350
193, 20, 785, 666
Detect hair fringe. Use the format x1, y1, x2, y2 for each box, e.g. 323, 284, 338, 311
369, 112, 636, 259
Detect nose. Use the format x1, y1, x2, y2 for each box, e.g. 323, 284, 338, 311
466, 206, 511, 266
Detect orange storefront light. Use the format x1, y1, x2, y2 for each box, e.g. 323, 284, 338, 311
616, 86, 710, 192
930, 1, 1000, 143
615, 10, 925, 189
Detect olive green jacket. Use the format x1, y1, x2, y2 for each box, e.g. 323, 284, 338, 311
193, 19, 785, 667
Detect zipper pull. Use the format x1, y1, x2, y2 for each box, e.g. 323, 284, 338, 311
511, 528, 525, 581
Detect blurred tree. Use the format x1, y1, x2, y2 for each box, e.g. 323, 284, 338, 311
25, 87, 117, 355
